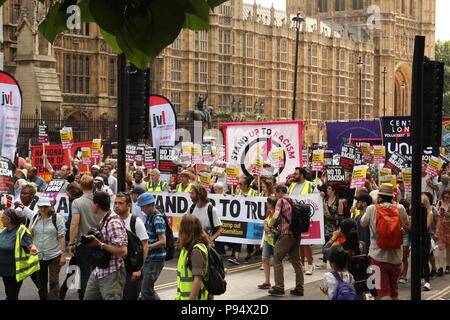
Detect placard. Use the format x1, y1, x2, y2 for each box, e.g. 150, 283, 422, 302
144, 146, 157, 169
226, 165, 240, 186
0, 156, 15, 196
340, 144, 356, 171
360, 143, 372, 163
126, 145, 137, 163
350, 165, 368, 189
159, 146, 179, 174
325, 165, 346, 187
192, 144, 203, 164
426, 156, 445, 177
211, 161, 227, 176
202, 144, 213, 163
60, 127, 74, 150
81, 147, 91, 165
42, 179, 68, 204
354, 149, 364, 166
384, 151, 409, 175
92, 139, 102, 158
312, 150, 325, 171
323, 150, 334, 166
38, 124, 49, 144
379, 174, 397, 188
373, 145, 386, 164
402, 168, 412, 193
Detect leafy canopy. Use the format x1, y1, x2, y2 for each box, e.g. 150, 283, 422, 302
0, 0, 228, 69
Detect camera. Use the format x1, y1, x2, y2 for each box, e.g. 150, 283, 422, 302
93, 179, 104, 193
80, 229, 103, 245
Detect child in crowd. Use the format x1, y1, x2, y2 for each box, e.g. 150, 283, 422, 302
320, 245, 355, 300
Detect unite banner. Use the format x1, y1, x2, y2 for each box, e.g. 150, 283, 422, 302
153, 192, 324, 245
222, 121, 303, 182
0, 72, 22, 161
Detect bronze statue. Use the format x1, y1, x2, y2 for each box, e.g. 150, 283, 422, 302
185, 94, 214, 128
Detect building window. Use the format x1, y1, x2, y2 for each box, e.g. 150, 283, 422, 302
171, 37, 181, 50
320, 103, 327, 120
335, 0, 345, 11
109, 59, 115, 96
410, 0, 414, 16
194, 31, 207, 52
258, 70, 266, 89
171, 92, 181, 114
308, 45, 318, 66
258, 37, 266, 60
220, 3, 233, 17
277, 71, 287, 90
308, 101, 318, 120
322, 77, 328, 94
402, 0, 406, 14
86, 57, 90, 75
335, 104, 346, 120
319, 0, 328, 12
322, 48, 328, 68
12, 0, 20, 23
277, 100, 287, 119
243, 67, 254, 87
218, 63, 232, 85
336, 50, 345, 70
64, 55, 90, 94
194, 61, 207, 83
277, 39, 287, 62
219, 30, 232, 54
353, 0, 364, 10
171, 59, 181, 82
335, 78, 345, 96
349, 80, 355, 97
244, 34, 254, 58
307, 74, 318, 93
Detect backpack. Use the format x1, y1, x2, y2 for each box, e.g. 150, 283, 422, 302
375, 204, 403, 250
281, 197, 312, 236
189, 203, 217, 236
188, 242, 227, 296
124, 216, 144, 273
331, 271, 356, 300
30, 213, 57, 231
348, 253, 370, 295
152, 212, 175, 261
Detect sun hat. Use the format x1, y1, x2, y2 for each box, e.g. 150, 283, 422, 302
378, 183, 394, 197
37, 197, 52, 207
136, 192, 156, 207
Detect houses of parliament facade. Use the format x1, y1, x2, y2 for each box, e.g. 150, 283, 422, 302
1, 0, 436, 145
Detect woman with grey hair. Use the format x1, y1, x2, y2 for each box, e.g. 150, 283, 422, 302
212, 182, 226, 195
0, 208, 39, 300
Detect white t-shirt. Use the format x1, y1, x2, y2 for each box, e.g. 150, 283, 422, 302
131, 202, 146, 224
323, 271, 353, 300
421, 175, 438, 204
192, 204, 222, 235
123, 214, 149, 241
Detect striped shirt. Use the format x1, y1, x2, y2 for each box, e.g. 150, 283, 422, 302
275, 196, 294, 236
145, 211, 166, 262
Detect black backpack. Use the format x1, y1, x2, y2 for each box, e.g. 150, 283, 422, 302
152, 212, 175, 261
30, 213, 57, 231
188, 242, 227, 296
124, 216, 144, 273
348, 253, 371, 295
281, 197, 312, 236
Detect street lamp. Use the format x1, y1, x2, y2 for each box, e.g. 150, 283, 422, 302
382, 67, 387, 116
401, 81, 407, 115
357, 57, 364, 119
292, 12, 305, 121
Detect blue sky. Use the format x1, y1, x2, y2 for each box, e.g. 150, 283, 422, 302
243, 0, 450, 41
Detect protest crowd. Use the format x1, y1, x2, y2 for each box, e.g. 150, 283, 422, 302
1, 121, 450, 301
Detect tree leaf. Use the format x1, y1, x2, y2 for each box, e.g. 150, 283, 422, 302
89, 0, 126, 35
184, 13, 210, 31
0, 0, 7, 7
38, 0, 78, 43
78, 0, 95, 22
184, 0, 210, 30
99, 28, 122, 54
207, 0, 229, 9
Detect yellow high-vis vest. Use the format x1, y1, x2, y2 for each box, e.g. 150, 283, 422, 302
236, 188, 260, 196
15, 225, 40, 282
146, 181, 168, 192
176, 183, 192, 192
176, 243, 209, 300
289, 181, 314, 195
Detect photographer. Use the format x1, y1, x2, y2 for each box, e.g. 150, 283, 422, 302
84, 191, 128, 300
68, 175, 100, 300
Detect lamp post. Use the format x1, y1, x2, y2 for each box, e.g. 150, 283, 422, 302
401, 81, 407, 115
292, 12, 305, 120
382, 67, 387, 116
357, 57, 364, 119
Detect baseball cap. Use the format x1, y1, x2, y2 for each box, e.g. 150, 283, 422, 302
37, 197, 52, 207
354, 194, 373, 205
131, 186, 146, 195
91, 165, 100, 170
136, 192, 156, 207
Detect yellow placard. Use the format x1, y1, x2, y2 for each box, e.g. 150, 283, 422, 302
60, 129, 73, 141
312, 151, 324, 164
360, 143, 372, 155
199, 173, 212, 185
0, 213, 4, 229
379, 175, 397, 188
428, 156, 444, 171
82, 148, 91, 158
182, 142, 193, 155
256, 156, 264, 169
192, 144, 202, 156
380, 168, 392, 177
211, 146, 217, 156
351, 166, 368, 180
226, 167, 239, 177
92, 139, 102, 151
402, 169, 412, 183
373, 146, 386, 157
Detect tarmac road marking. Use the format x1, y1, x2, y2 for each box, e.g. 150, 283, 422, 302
426, 285, 450, 300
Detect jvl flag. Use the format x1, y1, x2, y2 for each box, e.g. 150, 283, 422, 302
60, 127, 74, 150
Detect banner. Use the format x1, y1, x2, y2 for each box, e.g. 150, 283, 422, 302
339, 144, 356, 171
0, 156, 15, 196
326, 121, 382, 155
223, 121, 303, 182
152, 192, 325, 245
32, 142, 95, 183
38, 124, 49, 144
159, 146, 179, 174
149, 95, 177, 151
350, 165, 368, 189
325, 165, 346, 187
380, 116, 411, 162
144, 146, 157, 169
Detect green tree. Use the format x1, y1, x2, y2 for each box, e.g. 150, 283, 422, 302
436, 40, 450, 117
0, 0, 228, 69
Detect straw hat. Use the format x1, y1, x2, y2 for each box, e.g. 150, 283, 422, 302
378, 183, 394, 197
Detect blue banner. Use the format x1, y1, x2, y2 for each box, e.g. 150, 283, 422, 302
326, 121, 382, 154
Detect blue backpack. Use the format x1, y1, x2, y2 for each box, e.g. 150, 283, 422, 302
331, 271, 356, 300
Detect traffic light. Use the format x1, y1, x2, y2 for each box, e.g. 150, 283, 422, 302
422, 57, 444, 148
128, 65, 145, 140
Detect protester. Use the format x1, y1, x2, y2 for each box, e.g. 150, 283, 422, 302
354, 194, 372, 255
422, 163, 439, 205
27, 167, 47, 192
133, 170, 147, 189
258, 197, 277, 290
436, 189, 450, 276
267, 184, 304, 297
173, 170, 193, 193
114, 192, 149, 300
235, 176, 257, 260
261, 180, 274, 197
176, 214, 210, 300
14, 178, 27, 201
423, 192, 439, 279
90, 165, 100, 178
360, 183, 409, 300
137, 192, 166, 300
69, 174, 100, 300
102, 165, 118, 194
130, 186, 147, 223
397, 199, 412, 284
84, 191, 128, 300
437, 174, 449, 201
0, 209, 39, 300
419, 193, 435, 291
13, 182, 39, 226
145, 169, 168, 192
29, 197, 66, 300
